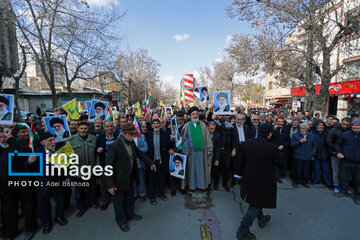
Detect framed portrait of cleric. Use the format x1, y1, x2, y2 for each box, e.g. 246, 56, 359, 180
213, 91, 231, 115
165, 107, 173, 116
88, 100, 108, 122
199, 86, 210, 104
169, 153, 187, 179
0, 94, 14, 125
43, 115, 71, 143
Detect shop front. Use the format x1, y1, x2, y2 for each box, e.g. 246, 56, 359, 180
290, 79, 360, 118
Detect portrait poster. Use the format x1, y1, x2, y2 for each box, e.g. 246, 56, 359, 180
86, 101, 92, 112
170, 115, 182, 148
213, 91, 231, 115
199, 86, 210, 103
0, 94, 14, 125
43, 115, 71, 143
46, 112, 56, 117
169, 153, 187, 179
88, 100, 108, 122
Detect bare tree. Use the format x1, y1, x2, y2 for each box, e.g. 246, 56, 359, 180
11, 0, 124, 107
226, 0, 360, 112
116, 48, 161, 106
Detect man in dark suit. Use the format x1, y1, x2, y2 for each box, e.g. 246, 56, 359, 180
144, 119, 174, 205
231, 113, 252, 187
208, 121, 221, 190
250, 115, 261, 139
105, 123, 156, 232
235, 125, 286, 240
271, 117, 290, 183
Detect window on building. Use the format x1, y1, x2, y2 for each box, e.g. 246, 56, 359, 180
268, 81, 273, 90
55, 82, 62, 86
102, 76, 110, 86
53, 66, 60, 70
54, 74, 61, 78
345, 61, 360, 80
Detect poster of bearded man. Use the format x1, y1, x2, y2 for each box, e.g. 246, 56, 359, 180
169, 153, 187, 179
88, 100, 108, 122
43, 115, 71, 142
0, 94, 14, 125
213, 91, 231, 115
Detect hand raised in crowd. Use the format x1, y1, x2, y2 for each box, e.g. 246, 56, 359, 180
214, 160, 219, 166
170, 133, 174, 141
231, 148, 236, 157
337, 153, 344, 159
169, 149, 175, 155
150, 164, 157, 172
300, 138, 307, 143
54, 108, 61, 115
207, 151, 212, 156
108, 187, 117, 196
278, 145, 284, 151
97, 147, 104, 153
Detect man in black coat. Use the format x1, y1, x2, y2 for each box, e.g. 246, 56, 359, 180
208, 121, 221, 190
231, 113, 252, 187
104, 123, 156, 232
271, 117, 290, 183
235, 124, 286, 240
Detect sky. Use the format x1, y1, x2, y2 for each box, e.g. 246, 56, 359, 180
88, 0, 253, 88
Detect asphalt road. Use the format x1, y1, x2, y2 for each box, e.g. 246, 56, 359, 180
14, 177, 360, 240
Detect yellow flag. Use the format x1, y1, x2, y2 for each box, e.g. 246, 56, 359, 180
49, 142, 74, 167
78, 101, 84, 113
245, 108, 248, 115
179, 89, 183, 103
189, 102, 195, 107
160, 101, 166, 108
133, 102, 141, 116
62, 98, 80, 120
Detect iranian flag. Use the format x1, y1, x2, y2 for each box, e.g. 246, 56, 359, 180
133, 115, 141, 138
17, 123, 35, 152
144, 93, 150, 115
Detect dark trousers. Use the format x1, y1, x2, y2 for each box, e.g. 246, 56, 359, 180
237, 205, 265, 234
1, 188, 37, 238
63, 184, 72, 209
218, 148, 231, 184
293, 159, 311, 185
313, 159, 333, 186
212, 165, 221, 187
36, 184, 65, 227
275, 150, 288, 179
112, 187, 135, 226
74, 176, 96, 210
101, 176, 111, 205
339, 160, 360, 200
148, 161, 165, 199
170, 175, 182, 192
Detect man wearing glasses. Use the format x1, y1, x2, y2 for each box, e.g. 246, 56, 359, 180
251, 115, 261, 139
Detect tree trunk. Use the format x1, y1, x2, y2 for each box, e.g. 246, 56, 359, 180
66, 79, 74, 99
14, 76, 22, 121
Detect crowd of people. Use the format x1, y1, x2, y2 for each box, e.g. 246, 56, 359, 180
0, 103, 359, 240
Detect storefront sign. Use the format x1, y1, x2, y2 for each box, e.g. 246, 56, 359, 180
291, 79, 360, 96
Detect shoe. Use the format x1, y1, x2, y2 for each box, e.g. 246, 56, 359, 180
302, 184, 310, 188
160, 195, 168, 201
334, 186, 340, 193
55, 216, 68, 226
101, 203, 109, 211
222, 184, 230, 192
42, 226, 52, 235
150, 199, 157, 205
180, 189, 186, 195
230, 180, 236, 188
311, 182, 320, 185
355, 199, 360, 205
334, 192, 347, 197
128, 215, 142, 221
93, 203, 100, 209
76, 208, 87, 218
140, 196, 147, 202
213, 185, 219, 190
276, 177, 283, 184
119, 224, 129, 232
292, 184, 299, 188
24, 231, 35, 240
236, 231, 256, 240
171, 191, 176, 197
258, 215, 271, 228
